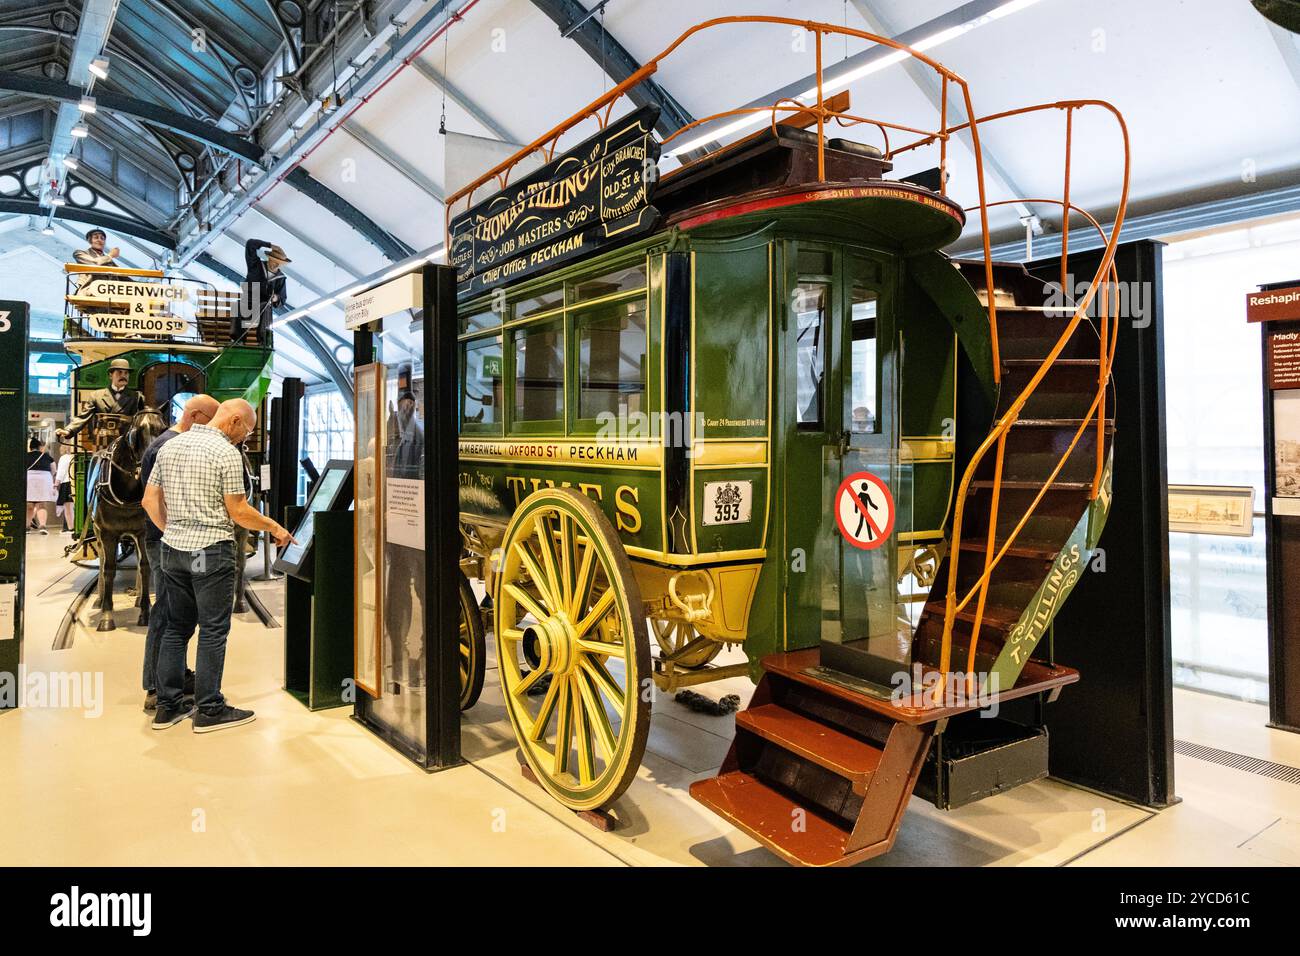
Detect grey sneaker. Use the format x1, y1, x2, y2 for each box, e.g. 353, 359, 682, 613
152, 702, 195, 729
193, 705, 256, 734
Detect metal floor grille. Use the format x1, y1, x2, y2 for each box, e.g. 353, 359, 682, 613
1175, 740, 1300, 786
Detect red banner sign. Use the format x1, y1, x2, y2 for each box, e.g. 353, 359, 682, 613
1247, 285, 1300, 323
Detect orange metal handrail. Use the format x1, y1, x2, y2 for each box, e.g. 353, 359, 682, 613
439, 17, 1130, 699
935, 102, 1130, 698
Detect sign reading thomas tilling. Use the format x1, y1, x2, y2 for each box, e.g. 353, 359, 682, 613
834, 471, 896, 551
449, 104, 662, 300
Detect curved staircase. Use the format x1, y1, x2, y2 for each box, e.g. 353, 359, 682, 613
691, 260, 1114, 866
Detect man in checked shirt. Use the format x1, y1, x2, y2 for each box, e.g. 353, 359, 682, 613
143, 398, 296, 733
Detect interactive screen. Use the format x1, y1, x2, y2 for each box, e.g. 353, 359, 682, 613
274, 460, 354, 578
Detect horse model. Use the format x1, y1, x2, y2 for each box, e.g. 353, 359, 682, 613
89, 407, 167, 631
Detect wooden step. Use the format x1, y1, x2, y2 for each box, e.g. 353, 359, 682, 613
689, 771, 858, 867
738, 704, 883, 793
958, 539, 1058, 561
1002, 357, 1100, 368
970, 478, 1091, 492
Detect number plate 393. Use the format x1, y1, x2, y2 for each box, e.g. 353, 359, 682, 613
702, 480, 752, 526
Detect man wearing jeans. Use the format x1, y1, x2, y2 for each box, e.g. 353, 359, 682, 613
139, 393, 219, 712
143, 399, 295, 732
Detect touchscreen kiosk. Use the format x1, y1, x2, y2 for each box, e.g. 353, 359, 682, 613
274, 460, 353, 579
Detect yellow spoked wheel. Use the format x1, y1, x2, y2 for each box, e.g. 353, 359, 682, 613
494, 488, 650, 811
651, 619, 723, 669
458, 571, 486, 711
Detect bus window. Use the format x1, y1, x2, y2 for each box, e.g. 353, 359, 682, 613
577, 297, 647, 420
571, 263, 647, 303
461, 335, 502, 429
513, 320, 565, 424
848, 287, 879, 435
513, 286, 564, 320
795, 281, 828, 429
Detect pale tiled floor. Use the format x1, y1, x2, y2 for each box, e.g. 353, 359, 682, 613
2, 532, 1297, 866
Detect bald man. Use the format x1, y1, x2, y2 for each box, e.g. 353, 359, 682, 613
144, 398, 296, 732
139, 394, 222, 711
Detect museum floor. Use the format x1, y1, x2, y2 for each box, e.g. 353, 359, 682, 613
2, 532, 1298, 867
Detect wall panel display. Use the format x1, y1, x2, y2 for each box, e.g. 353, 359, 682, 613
353, 363, 384, 698
1274, 390, 1300, 499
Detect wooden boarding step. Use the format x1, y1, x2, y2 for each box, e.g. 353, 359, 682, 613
691, 649, 1079, 866
737, 703, 882, 793
691, 651, 937, 867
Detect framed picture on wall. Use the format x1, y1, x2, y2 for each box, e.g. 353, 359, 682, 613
353, 363, 385, 698
1274, 389, 1300, 499
1167, 484, 1256, 536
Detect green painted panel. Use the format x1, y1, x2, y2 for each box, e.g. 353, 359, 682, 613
692, 245, 769, 441
459, 460, 663, 553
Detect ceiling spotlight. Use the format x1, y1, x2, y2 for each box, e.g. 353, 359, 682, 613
88, 57, 110, 81
62, 156, 78, 170
70, 123, 88, 138
49, 196, 66, 206
78, 96, 96, 114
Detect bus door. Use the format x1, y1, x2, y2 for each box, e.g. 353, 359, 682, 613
819, 251, 910, 686
780, 243, 844, 655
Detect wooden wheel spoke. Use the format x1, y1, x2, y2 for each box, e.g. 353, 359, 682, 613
575, 669, 617, 761
559, 513, 575, 611
571, 677, 597, 784
514, 665, 547, 698
580, 655, 626, 711
504, 583, 549, 625
552, 678, 573, 774
528, 676, 561, 742
569, 541, 596, 619
499, 627, 525, 644
512, 543, 555, 612
575, 588, 617, 638
533, 517, 564, 613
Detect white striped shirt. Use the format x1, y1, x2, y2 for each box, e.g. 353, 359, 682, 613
147, 424, 245, 551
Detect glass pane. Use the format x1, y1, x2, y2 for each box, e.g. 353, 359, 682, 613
848, 288, 879, 436
514, 287, 564, 319
571, 264, 646, 302
513, 321, 564, 422
797, 248, 831, 276
461, 305, 500, 335
794, 282, 828, 428
577, 298, 647, 420
1161, 226, 1291, 703
354, 366, 383, 698
461, 335, 503, 427
820, 446, 914, 687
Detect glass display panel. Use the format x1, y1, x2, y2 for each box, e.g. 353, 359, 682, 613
353, 364, 384, 698
577, 297, 647, 420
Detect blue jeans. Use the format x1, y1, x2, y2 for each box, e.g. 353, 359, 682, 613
157, 541, 236, 713
142, 538, 166, 692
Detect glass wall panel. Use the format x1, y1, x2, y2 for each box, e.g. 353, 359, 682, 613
1162, 218, 1300, 702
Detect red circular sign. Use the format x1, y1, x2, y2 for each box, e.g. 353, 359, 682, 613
834, 471, 896, 551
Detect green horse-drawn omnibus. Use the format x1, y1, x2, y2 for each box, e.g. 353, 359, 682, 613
451, 16, 1128, 863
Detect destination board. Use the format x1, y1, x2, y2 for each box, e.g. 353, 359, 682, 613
450, 105, 661, 300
